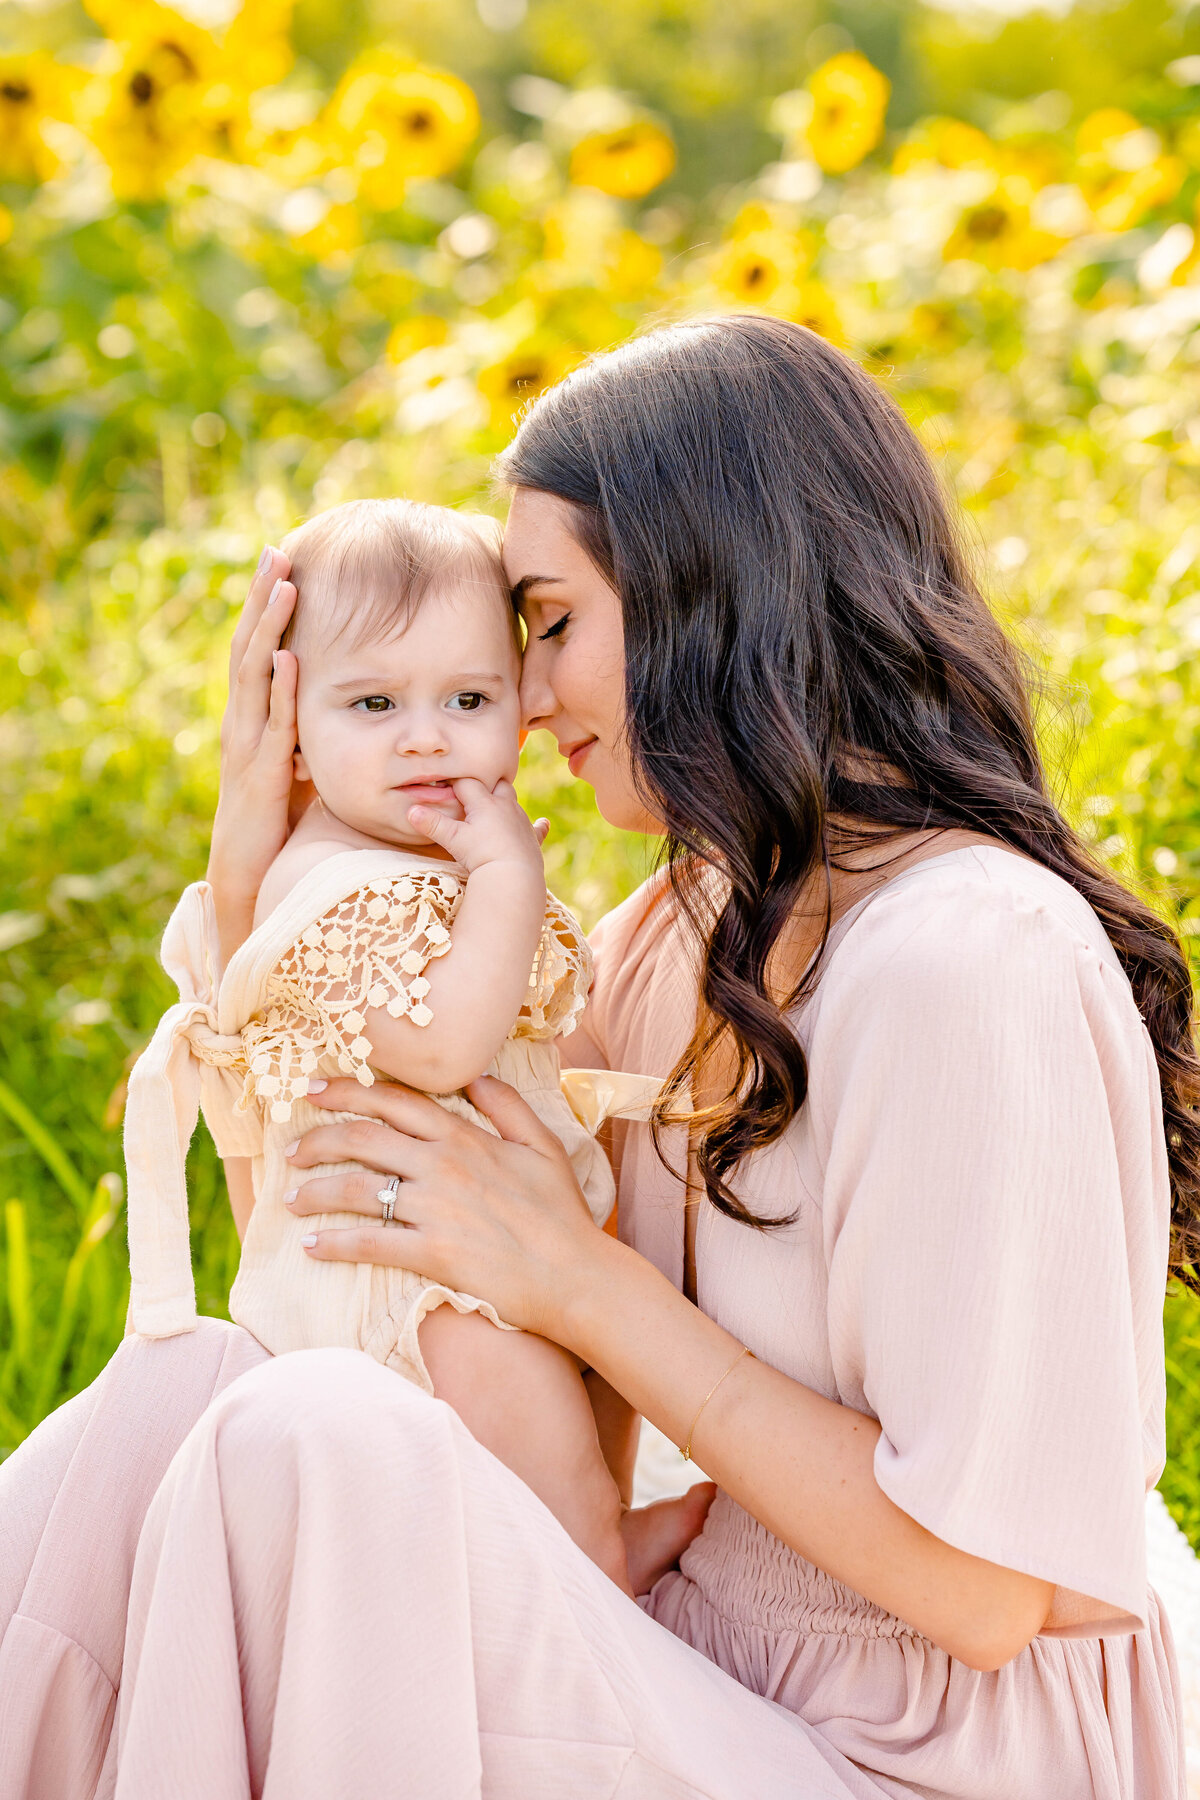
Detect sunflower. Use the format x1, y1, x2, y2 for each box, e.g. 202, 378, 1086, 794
0, 54, 82, 183
805, 52, 889, 175
944, 180, 1063, 270
386, 315, 450, 365
85, 16, 226, 200
786, 280, 845, 345
330, 50, 479, 207
1075, 109, 1184, 231
569, 121, 675, 198
477, 343, 581, 430
714, 229, 806, 306
892, 117, 994, 177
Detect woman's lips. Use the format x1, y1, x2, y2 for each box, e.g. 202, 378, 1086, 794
566, 738, 596, 776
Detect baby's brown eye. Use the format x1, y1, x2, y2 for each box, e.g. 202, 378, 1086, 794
448, 692, 485, 712
355, 695, 392, 713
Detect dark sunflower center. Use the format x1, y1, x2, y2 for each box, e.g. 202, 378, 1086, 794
744, 260, 768, 288
507, 364, 543, 394
967, 205, 1008, 242
130, 71, 154, 104
1, 81, 32, 105
404, 109, 434, 135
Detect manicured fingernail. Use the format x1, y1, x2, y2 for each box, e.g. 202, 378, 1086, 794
267, 577, 283, 605
300, 1234, 318, 1249
306, 1079, 327, 1094
284, 1139, 299, 1157
257, 545, 273, 573
283, 1189, 297, 1207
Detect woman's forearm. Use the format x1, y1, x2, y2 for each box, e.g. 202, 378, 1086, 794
560, 1234, 1053, 1671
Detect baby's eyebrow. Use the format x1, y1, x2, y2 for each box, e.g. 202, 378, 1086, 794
326, 671, 508, 692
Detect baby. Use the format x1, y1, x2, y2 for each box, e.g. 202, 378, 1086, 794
123, 498, 654, 1590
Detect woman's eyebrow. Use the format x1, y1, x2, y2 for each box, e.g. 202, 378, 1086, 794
510, 574, 565, 600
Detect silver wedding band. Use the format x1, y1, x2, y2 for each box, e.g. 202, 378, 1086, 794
377, 1176, 400, 1225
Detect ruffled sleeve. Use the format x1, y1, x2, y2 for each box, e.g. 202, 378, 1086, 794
512, 891, 593, 1042
809, 879, 1170, 1637
241, 869, 462, 1122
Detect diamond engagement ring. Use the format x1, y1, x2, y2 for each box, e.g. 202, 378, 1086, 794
377, 1176, 400, 1225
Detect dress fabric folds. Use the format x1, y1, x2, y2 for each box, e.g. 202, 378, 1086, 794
0, 844, 1186, 1797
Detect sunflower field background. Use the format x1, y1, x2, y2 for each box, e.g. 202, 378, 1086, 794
6, 0, 1200, 1537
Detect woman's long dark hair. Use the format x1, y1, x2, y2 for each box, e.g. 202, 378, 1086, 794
498, 314, 1200, 1292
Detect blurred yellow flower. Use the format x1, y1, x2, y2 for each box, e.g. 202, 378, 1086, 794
1089, 159, 1184, 232
0, 53, 81, 182
714, 229, 808, 306
787, 280, 845, 345
1076, 108, 1141, 158
330, 50, 479, 206
85, 15, 227, 200
386, 315, 449, 363
287, 199, 360, 262
944, 181, 1063, 270
0, 203, 12, 244
893, 117, 994, 175
1075, 109, 1183, 231
805, 52, 889, 175
222, 0, 295, 93
477, 342, 581, 429
605, 229, 662, 297
569, 121, 675, 198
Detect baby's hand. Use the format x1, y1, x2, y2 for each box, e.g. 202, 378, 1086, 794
407, 777, 548, 877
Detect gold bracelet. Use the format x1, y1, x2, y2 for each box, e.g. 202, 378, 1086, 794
681, 1345, 752, 1462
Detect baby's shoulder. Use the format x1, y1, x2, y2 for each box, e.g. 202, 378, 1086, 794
253, 836, 360, 929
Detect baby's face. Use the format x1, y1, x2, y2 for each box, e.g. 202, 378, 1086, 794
293, 579, 522, 848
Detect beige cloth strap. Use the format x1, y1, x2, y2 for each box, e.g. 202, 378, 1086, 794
125, 884, 247, 1339
557, 1067, 664, 1134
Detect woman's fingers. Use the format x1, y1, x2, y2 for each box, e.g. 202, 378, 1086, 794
265, 646, 298, 758
300, 1224, 436, 1273
286, 1165, 419, 1216
286, 1116, 430, 1172
227, 546, 288, 688
463, 1074, 564, 1156
305, 1077, 457, 1139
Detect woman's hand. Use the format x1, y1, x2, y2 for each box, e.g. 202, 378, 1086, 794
207, 546, 307, 963
285, 1075, 611, 1341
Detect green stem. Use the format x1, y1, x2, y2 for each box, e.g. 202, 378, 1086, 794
0, 1076, 92, 1216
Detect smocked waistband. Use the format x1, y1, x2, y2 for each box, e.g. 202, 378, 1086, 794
679, 1492, 925, 1640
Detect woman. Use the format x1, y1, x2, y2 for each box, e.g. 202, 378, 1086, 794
0, 315, 1190, 1798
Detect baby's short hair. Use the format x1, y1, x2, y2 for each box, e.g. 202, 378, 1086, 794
279, 498, 511, 656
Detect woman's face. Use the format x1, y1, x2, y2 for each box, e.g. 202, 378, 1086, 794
504, 487, 660, 833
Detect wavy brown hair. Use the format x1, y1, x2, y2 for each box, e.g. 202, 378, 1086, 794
498, 313, 1200, 1292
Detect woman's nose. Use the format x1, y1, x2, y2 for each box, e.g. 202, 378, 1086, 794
519, 647, 557, 733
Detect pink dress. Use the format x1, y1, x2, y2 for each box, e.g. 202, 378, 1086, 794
0, 845, 1184, 1798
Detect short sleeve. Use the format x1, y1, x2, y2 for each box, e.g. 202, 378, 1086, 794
241, 870, 462, 1122
513, 892, 593, 1041
811, 883, 1169, 1637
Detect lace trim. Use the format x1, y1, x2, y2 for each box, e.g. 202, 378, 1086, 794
516, 891, 591, 1041
239, 873, 591, 1123
241, 871, 461, 1122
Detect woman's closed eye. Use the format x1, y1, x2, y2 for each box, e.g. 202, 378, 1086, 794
537, 612, 570, 642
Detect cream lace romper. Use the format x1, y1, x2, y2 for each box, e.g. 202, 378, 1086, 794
123, 847, 659, 1388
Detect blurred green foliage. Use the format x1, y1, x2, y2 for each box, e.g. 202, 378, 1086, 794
2, 0, 1200, 1550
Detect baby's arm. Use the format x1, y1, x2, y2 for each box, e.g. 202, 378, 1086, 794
361, 778, 546, 1093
